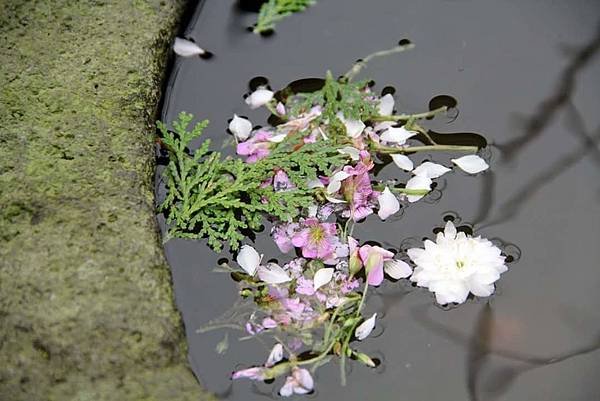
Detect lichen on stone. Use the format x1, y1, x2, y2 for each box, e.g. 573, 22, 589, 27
0, 1, 213, 400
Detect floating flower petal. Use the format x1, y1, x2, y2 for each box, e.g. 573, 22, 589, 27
313, 268, 334, 290
405, 175, 432, 202
232, 366, 267, 381
378, 93, 395, 116
338, 146, 361, 161
413, 161, 451, 179
384, 259, 412, 279
380, 126, 417, 145
173, 37, 206, 57
246, 88, 274, 109
451, 155, 489, 174
257, 263, 292, 284
265, 343, 284, 367
229, 114, 252, 141
280, 368, 314, 397
390, 154, 414, 171
337, 112, 365, 138
355, 313, 377, 340
237, 245, 261, 276
377, 187, 400, 220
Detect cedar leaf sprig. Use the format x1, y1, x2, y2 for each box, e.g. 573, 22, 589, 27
254, 0, 316, 34
158, 112, 345, 251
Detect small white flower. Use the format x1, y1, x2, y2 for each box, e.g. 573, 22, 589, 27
245, 88, 274, 109
336, 112, 365, 138
405, 175, 432, 202
378, 93, 395, 116
384, 259, 412, 279
413, 162, 451, 179
236, 245, 262, 276
265, 343, 284, 367
173, 37, 206, 57
313, 268, 334, 290
408, 221, 508, 305
451, 155, 489, 174
355, 313, 377, 340
228, 114, 252, 141
280, 367, 314, 397
380, 126, 417, 145
390, 154, 414, 171
377, 187, 400, 220
257, 263, 291, 284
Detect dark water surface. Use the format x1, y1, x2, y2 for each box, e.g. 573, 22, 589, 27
158, 1, 600, 400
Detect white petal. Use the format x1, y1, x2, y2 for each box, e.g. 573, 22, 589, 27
257, 263, 291, 284
326, 171, 350, 194
451, 155, 489, 174
405, 175, 432, 202
265, 343, 284, 367
313, 268, 334, 290
384, 259, 412, 279
279, 380, 294, 397
378, 93, 395, 116
377, 187, 400, 220
306, 178, 325, 189
267, 133, 287, 143
228, 114, 252, 141
325, 195, 347, 204
344, 119, 366, 138
380, 126, 417, 145
337, 112, 365, 138
294, 368, 314, 394
390, 154, 414, 171
173, 37, 205, 57
245, 88, 274, 109
443, 220, 457, 239
236, 245, 261, 276
355, 313, 377, 340
413, 162, 451, 179
338, 146, 361, 161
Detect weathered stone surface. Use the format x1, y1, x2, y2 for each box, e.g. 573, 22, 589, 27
0, 1, 213, 400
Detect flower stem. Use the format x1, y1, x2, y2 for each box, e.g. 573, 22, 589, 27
370, 106, 448, 122
372, 143, 479, 154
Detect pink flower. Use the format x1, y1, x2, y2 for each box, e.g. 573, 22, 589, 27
348, 237, 395, 286
280, 367, 314, 397
291, 218, 338, 260
359, 245, 394, 286
326, 153, 379, 221
236, 130, 274, 163
295, 276, 316, 295
272, 223, 300, 253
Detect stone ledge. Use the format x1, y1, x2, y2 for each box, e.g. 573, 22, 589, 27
0, 1, 213, 400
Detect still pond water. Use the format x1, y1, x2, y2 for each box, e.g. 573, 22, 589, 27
158, 1, 600, 400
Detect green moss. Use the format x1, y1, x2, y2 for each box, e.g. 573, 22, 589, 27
0, 1, 214, 400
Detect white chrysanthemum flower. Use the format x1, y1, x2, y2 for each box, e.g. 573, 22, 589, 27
407, 221, 507, 305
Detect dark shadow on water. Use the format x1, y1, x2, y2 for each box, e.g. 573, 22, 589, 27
480, 108, 600, 230
497, 24, 600, 160
411, 303, 600, 401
